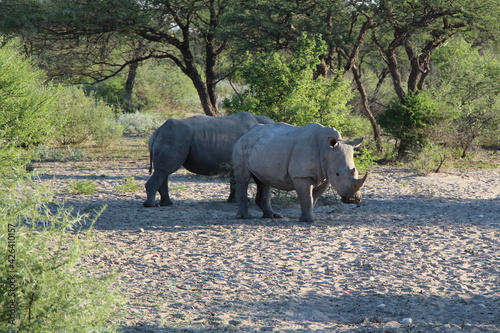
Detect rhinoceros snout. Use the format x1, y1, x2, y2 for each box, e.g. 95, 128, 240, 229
341, 193, 361, 204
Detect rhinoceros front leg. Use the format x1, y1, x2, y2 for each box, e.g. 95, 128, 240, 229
254, 178, 283, 219
312, 182, 330, 206
293, 178, 315, 222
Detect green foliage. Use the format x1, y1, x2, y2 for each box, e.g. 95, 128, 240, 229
224, 33, 368, 137
377, 92, 451, 160
354, 143, 378, 174
86, 77, 127, 109
34, 146, 87, 162
70, 180, 97, 195
410, 144, 456, 175
54, 86, 124, 146
133, 60, 200, 112
0, 177, 123, 332
117, 111, 163, 136
115, 177, 140, 192
430, 37, 500, 157
0, 46, 58, 175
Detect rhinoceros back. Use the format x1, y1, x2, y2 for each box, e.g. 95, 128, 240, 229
154, 112, 273, 176
233, 122, 341, 190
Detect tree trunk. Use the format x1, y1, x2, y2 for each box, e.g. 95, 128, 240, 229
124, 61, 139, 113
178, 45, 219, 117
314, 44, 337, 79
351, 65, 383, 152
385, 44, 407, 99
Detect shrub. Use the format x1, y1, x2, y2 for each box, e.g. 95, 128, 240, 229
430, 38, 500, 157
224, 33, 369, 138
70, 180, 97, 195
377, 92, 451, 160
117, 111, 163, 136
0, 46, 59, 175
34, 146, 87, 162
54, 86, 124, 146
0, 177, 124, 332
410, 144, 456, 174
115, 177, 140, 192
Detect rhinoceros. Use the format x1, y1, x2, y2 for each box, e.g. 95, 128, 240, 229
232, 122, 368, 222
144, 112, 274, 207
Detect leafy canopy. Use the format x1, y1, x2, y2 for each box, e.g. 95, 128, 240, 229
0, 46, 58, 175
225, 33, 368, 137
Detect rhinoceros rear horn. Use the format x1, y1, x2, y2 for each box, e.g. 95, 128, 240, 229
354, 172, 368, 190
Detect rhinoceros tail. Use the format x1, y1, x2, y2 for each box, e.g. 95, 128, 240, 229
147, 129, 159, 176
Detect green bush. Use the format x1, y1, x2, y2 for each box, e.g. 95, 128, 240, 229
70, 180, 98, 195
377, 92, 451, 160
410, 144, 457, 175
133, 59, 200, 112
430, 38, 500, 157
54, 86, 124, 146
115, 176, 140, 192
0, 46, 59, 175
117, 111, 163, 136
224, 33, 369, 138
0, 177, 124, 332
34, 145, 87, 162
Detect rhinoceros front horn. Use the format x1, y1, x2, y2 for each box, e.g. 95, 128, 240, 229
354, 172, 368, 190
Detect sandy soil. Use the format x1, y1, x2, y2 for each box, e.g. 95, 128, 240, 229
33, 157, 499, 333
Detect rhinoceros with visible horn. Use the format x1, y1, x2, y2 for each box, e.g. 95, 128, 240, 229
144, 112, 274, 207
232, 122, 368, 222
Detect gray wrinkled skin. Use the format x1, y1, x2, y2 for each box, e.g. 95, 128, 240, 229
232, 122, 367, 222
144, 112, 274, 207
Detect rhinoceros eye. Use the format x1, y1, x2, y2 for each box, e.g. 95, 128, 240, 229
336, 173, 340, 176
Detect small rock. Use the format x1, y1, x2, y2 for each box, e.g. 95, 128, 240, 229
376, 303, 386, 308
401, 318, 413, 324
228, 320, 241, 326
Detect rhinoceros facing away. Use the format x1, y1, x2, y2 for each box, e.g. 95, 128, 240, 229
144, 112, 274, 207
232, 122, 367, 222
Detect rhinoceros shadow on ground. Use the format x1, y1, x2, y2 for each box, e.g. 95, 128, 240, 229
68, 193, 499, 232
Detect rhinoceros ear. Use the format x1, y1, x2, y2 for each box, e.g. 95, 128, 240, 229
327, 135, 338, 148
347, 137, 364, 147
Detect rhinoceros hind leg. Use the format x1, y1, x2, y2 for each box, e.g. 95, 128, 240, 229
157, 177, 174, 206
159, 199, 173, 206
235, 212, 253, 219
255, 178, 282, 219
227, 177, 237, 203
145, 171, 173, 207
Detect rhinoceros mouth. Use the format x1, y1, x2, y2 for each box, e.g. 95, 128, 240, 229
341, 196, 361, 204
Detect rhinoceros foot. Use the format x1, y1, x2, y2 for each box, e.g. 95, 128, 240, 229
235, 212, 253, 219
262, 212, 283, 219
143, 201, 159, 208
159, 199, 174, 206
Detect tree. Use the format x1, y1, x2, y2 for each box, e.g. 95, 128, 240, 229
224, 34, 370, 137
430, 38, 500, 157
221, 0, 500, 152
0, 45, 58, 174
377, 92, 449, 159
0, 0, 232, 116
